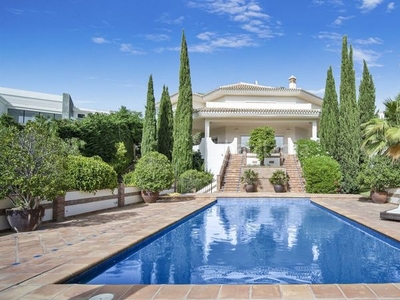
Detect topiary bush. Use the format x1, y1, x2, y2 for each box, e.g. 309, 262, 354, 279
125, 151, 174, 193
295, 139, 327, 164
66, 155, 118, 193
177, 169, 213, 193
302, 155, 342, 193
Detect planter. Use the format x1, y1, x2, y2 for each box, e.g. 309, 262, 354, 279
273, 184, 286, 193
245, 184, 256, 193
5, 206, 45, 232
370, 191, 388, 204
141, 191, 159, 203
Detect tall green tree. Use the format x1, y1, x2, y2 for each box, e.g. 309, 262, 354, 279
157, 85, 174, 161
359, 60, 376, 126
141, 74, 157, 156
337, 36, 360, 194
319, 66, 339, 159
172, 30, 193, 177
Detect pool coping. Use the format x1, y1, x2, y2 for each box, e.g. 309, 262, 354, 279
1, 192, 400, 299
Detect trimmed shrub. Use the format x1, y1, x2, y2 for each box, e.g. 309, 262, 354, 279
66, 155, 118, 193
302, 156, 342, 193
295, 139, 327, 163
177, 169, 213, 193
125, 151, 174, 193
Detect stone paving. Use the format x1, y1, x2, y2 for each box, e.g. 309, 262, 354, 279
0, 193, 400, 299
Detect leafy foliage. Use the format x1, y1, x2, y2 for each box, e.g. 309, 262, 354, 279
177, 169, 213, 193
0, 120, 71, 209
172, 30, 193, 177
302, 156, 342, 194
269, 170, 289, 186
358, 155, 400, 192
337, 36, 360, 194
248, 126, 276, 166
157, 85, 174, 161
294, 139, 326, 163
192, 150, 204, 171
141, 74, 157, 156
362, 93, 400, 160
56, 107, 142, 167
66, 155, 118, 193
319, 66, 339, 159
109, 142, 130, 181
241, 169, 260, 186
125, 152, 174, 193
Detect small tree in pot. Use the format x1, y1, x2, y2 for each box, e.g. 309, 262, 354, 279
358, 155, 400, 203
241, 169, 261, 192
269, 170, 289, 193
0, 119, 71, 232
125, 151, 174, 203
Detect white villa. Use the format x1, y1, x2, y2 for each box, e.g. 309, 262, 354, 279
0, 87, 107, 124
170, 76, 323, 177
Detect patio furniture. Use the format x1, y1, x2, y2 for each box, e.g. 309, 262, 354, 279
380, 206, 400, 221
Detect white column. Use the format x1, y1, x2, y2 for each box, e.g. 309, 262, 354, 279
311, 120, 318, 140
204, 120, 210, 171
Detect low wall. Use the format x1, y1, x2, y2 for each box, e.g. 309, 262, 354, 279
0, 184, 142, 231
388, 188, 400, 204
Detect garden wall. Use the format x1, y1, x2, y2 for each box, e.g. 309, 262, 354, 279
0, 185, 142, 231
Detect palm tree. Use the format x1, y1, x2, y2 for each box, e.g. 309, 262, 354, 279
362, 93, 400, 160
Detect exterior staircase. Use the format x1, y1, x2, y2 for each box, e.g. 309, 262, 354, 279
284, 155, 305, 193
221, 154, 244, 192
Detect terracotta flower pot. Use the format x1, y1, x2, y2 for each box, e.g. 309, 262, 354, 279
370, 191, 388, 204
141, 191, 159, 203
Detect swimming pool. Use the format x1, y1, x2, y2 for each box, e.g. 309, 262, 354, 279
68, 198, 400, 285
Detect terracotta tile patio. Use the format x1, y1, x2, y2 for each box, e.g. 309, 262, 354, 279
0, 193, 400, 299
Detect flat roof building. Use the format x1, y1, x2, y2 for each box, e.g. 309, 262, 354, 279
0, 87, 107, 124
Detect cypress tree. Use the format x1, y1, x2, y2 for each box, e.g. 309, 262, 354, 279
359, 60, 376, 125
157, 85, 174, 161
319, 66, 339, 159
172, 30, 193, 177
141, 74, 157, 156
337, 36, 360, 194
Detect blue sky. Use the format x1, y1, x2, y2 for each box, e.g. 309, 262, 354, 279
1, 0, 398, 113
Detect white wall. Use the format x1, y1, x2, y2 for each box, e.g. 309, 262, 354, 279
204, 137, 237, 177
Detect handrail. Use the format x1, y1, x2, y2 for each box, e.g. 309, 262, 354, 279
217, 147, 231, 191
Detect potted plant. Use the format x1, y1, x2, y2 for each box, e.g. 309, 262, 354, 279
358, 155, 400, 203
241, 169, 261, 192
125, 151, 174, 203
269, 169, 289, 193
0, 120, 71, 232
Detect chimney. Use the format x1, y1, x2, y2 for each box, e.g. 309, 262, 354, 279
288, 75, 297, 89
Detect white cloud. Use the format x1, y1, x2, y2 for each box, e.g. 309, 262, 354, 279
360, 0, 384, 11
354, 37, 383, 45
145, 34, 170, 42
91, 37, 110, 44
156, 13, 184, 25
387, 2, 395, 12
188, 0, 280, 39
119, 43, 146, 55
190, 33, 257, 53
331, 16, 353, 26
352, 47, 382, 67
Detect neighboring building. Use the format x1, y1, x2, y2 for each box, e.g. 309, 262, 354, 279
169, 76, 323, 177
0, 87, 108, 124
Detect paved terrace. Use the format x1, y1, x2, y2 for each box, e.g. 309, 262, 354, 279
0, 193, 400, 300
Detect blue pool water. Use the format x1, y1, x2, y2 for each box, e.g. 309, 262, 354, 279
69, 198, 400, 285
